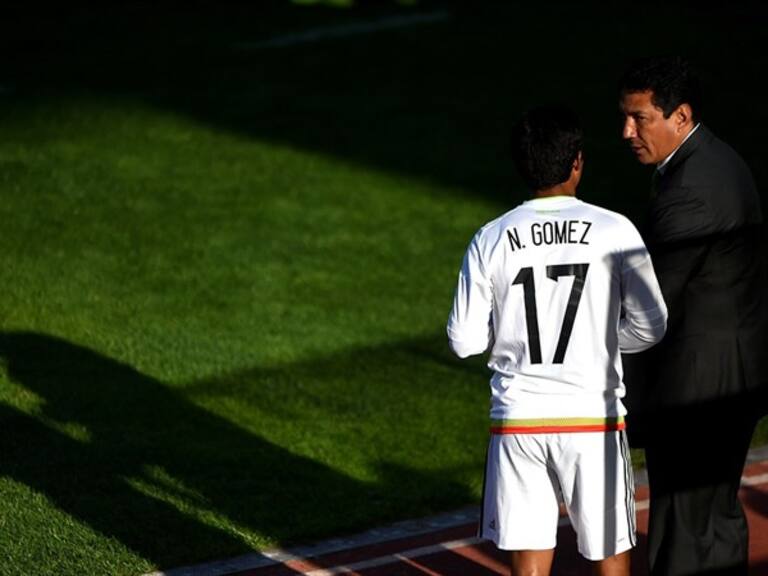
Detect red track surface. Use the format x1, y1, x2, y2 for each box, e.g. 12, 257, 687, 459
231, 460, 768, 576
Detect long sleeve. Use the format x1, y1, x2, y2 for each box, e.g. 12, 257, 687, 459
618, 242, 668, 354
447, 237, 493, 358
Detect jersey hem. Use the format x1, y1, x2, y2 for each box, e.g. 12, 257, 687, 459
490, 416, 625, 434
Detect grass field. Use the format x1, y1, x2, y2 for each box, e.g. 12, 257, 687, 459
0, 2, 767, 574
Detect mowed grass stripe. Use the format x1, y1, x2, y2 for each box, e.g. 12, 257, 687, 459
0, 95, 496, 575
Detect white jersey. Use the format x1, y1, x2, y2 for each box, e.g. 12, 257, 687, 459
447, 196, 667, 430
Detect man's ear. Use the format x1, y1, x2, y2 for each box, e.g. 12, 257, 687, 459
674, 103, 693, 132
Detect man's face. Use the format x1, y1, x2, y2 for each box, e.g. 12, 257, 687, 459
620, 90, 684, 165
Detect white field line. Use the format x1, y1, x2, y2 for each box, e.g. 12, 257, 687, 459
145, 470, 767, 576
302, 537, 482, 576
298, 496, 660, 576
284, 501, 653, 576
234, 11, 451, 50
742, 472, 768, 486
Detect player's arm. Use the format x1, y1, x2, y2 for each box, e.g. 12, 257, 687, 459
447, 237, 493, 358
618, 239, 668, 354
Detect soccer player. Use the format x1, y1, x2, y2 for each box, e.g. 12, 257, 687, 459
447, 106, 667, 576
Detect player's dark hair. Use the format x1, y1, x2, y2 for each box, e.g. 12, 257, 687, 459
510, 105, 582, 192
619, 55, 702, 122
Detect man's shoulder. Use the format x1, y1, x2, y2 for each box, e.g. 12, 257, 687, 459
657, 126, 761, 233
668, 125, 753, 187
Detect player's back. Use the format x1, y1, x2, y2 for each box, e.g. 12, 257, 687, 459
448, 195, 663, 423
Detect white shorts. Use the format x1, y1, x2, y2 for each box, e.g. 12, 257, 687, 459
479, 430, 636, 561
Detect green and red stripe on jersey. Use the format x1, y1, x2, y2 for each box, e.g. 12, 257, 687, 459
490, 416, 625, 434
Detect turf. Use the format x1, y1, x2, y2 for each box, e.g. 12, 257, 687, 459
0, 2, 766, 574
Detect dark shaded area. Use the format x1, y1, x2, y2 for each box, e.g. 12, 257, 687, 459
642, 401, 757, 574
0, 1, 766, 219
0, 331, 480, 568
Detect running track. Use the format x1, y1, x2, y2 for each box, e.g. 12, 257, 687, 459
152, 448, 768, 576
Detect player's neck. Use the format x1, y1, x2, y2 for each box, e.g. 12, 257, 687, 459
534, 183, 577, 199
534, 164, 580, 198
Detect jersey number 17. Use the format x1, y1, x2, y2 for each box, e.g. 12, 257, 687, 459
512, 263, 589, 365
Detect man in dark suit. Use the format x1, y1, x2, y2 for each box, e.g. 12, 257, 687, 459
619, 56, 767, 575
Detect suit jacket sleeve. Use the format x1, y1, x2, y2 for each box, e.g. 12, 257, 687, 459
646, 186, 712, 335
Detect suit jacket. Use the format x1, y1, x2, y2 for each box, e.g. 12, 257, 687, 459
624, 125, 767, 439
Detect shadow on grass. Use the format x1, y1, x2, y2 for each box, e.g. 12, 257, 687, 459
1, 2, 766, 217
0, 330, 483, 570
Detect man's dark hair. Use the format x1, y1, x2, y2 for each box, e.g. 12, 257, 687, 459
619, 55, 702, 122
510, 105, 582, 191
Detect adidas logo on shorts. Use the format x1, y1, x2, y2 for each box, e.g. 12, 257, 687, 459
488, 519, 496, 531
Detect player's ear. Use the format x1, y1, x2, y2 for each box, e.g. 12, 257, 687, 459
573, 151, 584, 173
570, 151, 584, 189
